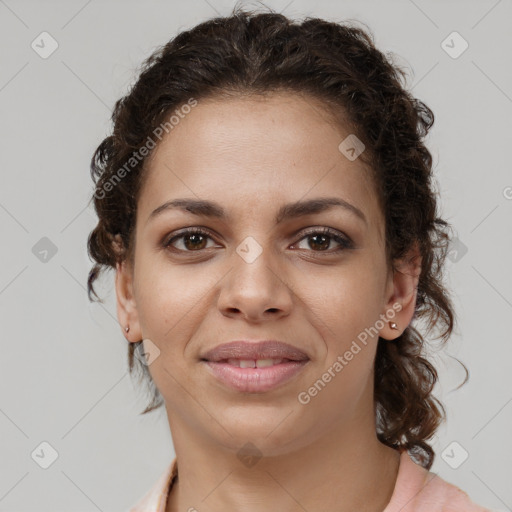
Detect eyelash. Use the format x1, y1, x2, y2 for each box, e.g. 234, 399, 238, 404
163, 226, 353, 255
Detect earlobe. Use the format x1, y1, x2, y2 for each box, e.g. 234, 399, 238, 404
115, 259, 141, 343
381, 242, 422, 340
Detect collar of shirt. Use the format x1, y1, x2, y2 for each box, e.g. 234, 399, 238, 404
128, 457, 177, 512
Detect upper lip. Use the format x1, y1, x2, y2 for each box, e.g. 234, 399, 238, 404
201, 340, 309, 362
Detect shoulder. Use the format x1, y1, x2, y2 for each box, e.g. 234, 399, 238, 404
414, 472, 492, 512
384, 449, 492, 512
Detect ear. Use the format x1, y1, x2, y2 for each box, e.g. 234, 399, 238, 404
113, 236, 141, 343
379, 241, 422, 340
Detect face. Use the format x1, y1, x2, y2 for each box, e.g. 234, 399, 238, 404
116, 91, 419, 456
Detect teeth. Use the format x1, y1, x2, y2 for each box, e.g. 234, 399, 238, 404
256, 358, 282, 368
226, 358, 284, 368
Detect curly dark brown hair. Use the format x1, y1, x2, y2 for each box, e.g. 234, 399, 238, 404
87, 5, 467, 471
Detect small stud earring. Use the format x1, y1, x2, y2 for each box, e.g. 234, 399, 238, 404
125, 325, 130, 333
389, 322, 398, 330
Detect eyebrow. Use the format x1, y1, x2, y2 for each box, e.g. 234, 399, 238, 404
147, 196, 367, 226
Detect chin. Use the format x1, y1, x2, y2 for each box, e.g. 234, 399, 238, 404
211, 410, 313, 458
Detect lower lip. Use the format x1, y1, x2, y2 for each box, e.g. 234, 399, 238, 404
203, 360, 308, 393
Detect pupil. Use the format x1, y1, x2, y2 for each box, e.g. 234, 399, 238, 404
185, 234, 206, 250
310, 234, 329, 251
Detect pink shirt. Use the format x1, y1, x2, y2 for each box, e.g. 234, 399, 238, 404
128, 449, 492, 511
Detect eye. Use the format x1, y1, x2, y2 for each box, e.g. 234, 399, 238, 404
163, 228, 219, 252
162, 226, 353, 255
291, 227, 353, 253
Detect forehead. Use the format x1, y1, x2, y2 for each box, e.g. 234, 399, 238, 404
138, 92, 381, 231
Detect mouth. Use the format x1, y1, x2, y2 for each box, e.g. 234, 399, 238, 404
200, 340, 310, 393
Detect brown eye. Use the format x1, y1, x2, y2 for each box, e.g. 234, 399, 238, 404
293, 227, 353, 253
305, 233, 331, 251
164, 228, 217, 252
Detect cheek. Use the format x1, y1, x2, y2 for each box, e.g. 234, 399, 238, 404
134, 263, 203, 406
300, 262, 383, 342
299, 273, 380, 414
135, 253, 206, 332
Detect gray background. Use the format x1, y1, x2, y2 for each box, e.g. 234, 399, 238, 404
0, 0, 511, 510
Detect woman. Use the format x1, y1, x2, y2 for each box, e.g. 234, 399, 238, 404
87, 7, 491, 512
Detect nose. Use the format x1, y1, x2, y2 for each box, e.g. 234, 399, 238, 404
217, 244, 294, 323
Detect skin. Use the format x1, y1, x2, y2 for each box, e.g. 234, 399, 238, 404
115, 91, 421, 512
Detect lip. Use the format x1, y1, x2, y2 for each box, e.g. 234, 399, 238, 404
201, 340, 309, 362
200, 340, 310, 393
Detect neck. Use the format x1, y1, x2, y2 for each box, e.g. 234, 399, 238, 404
165, 415, 400, 512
